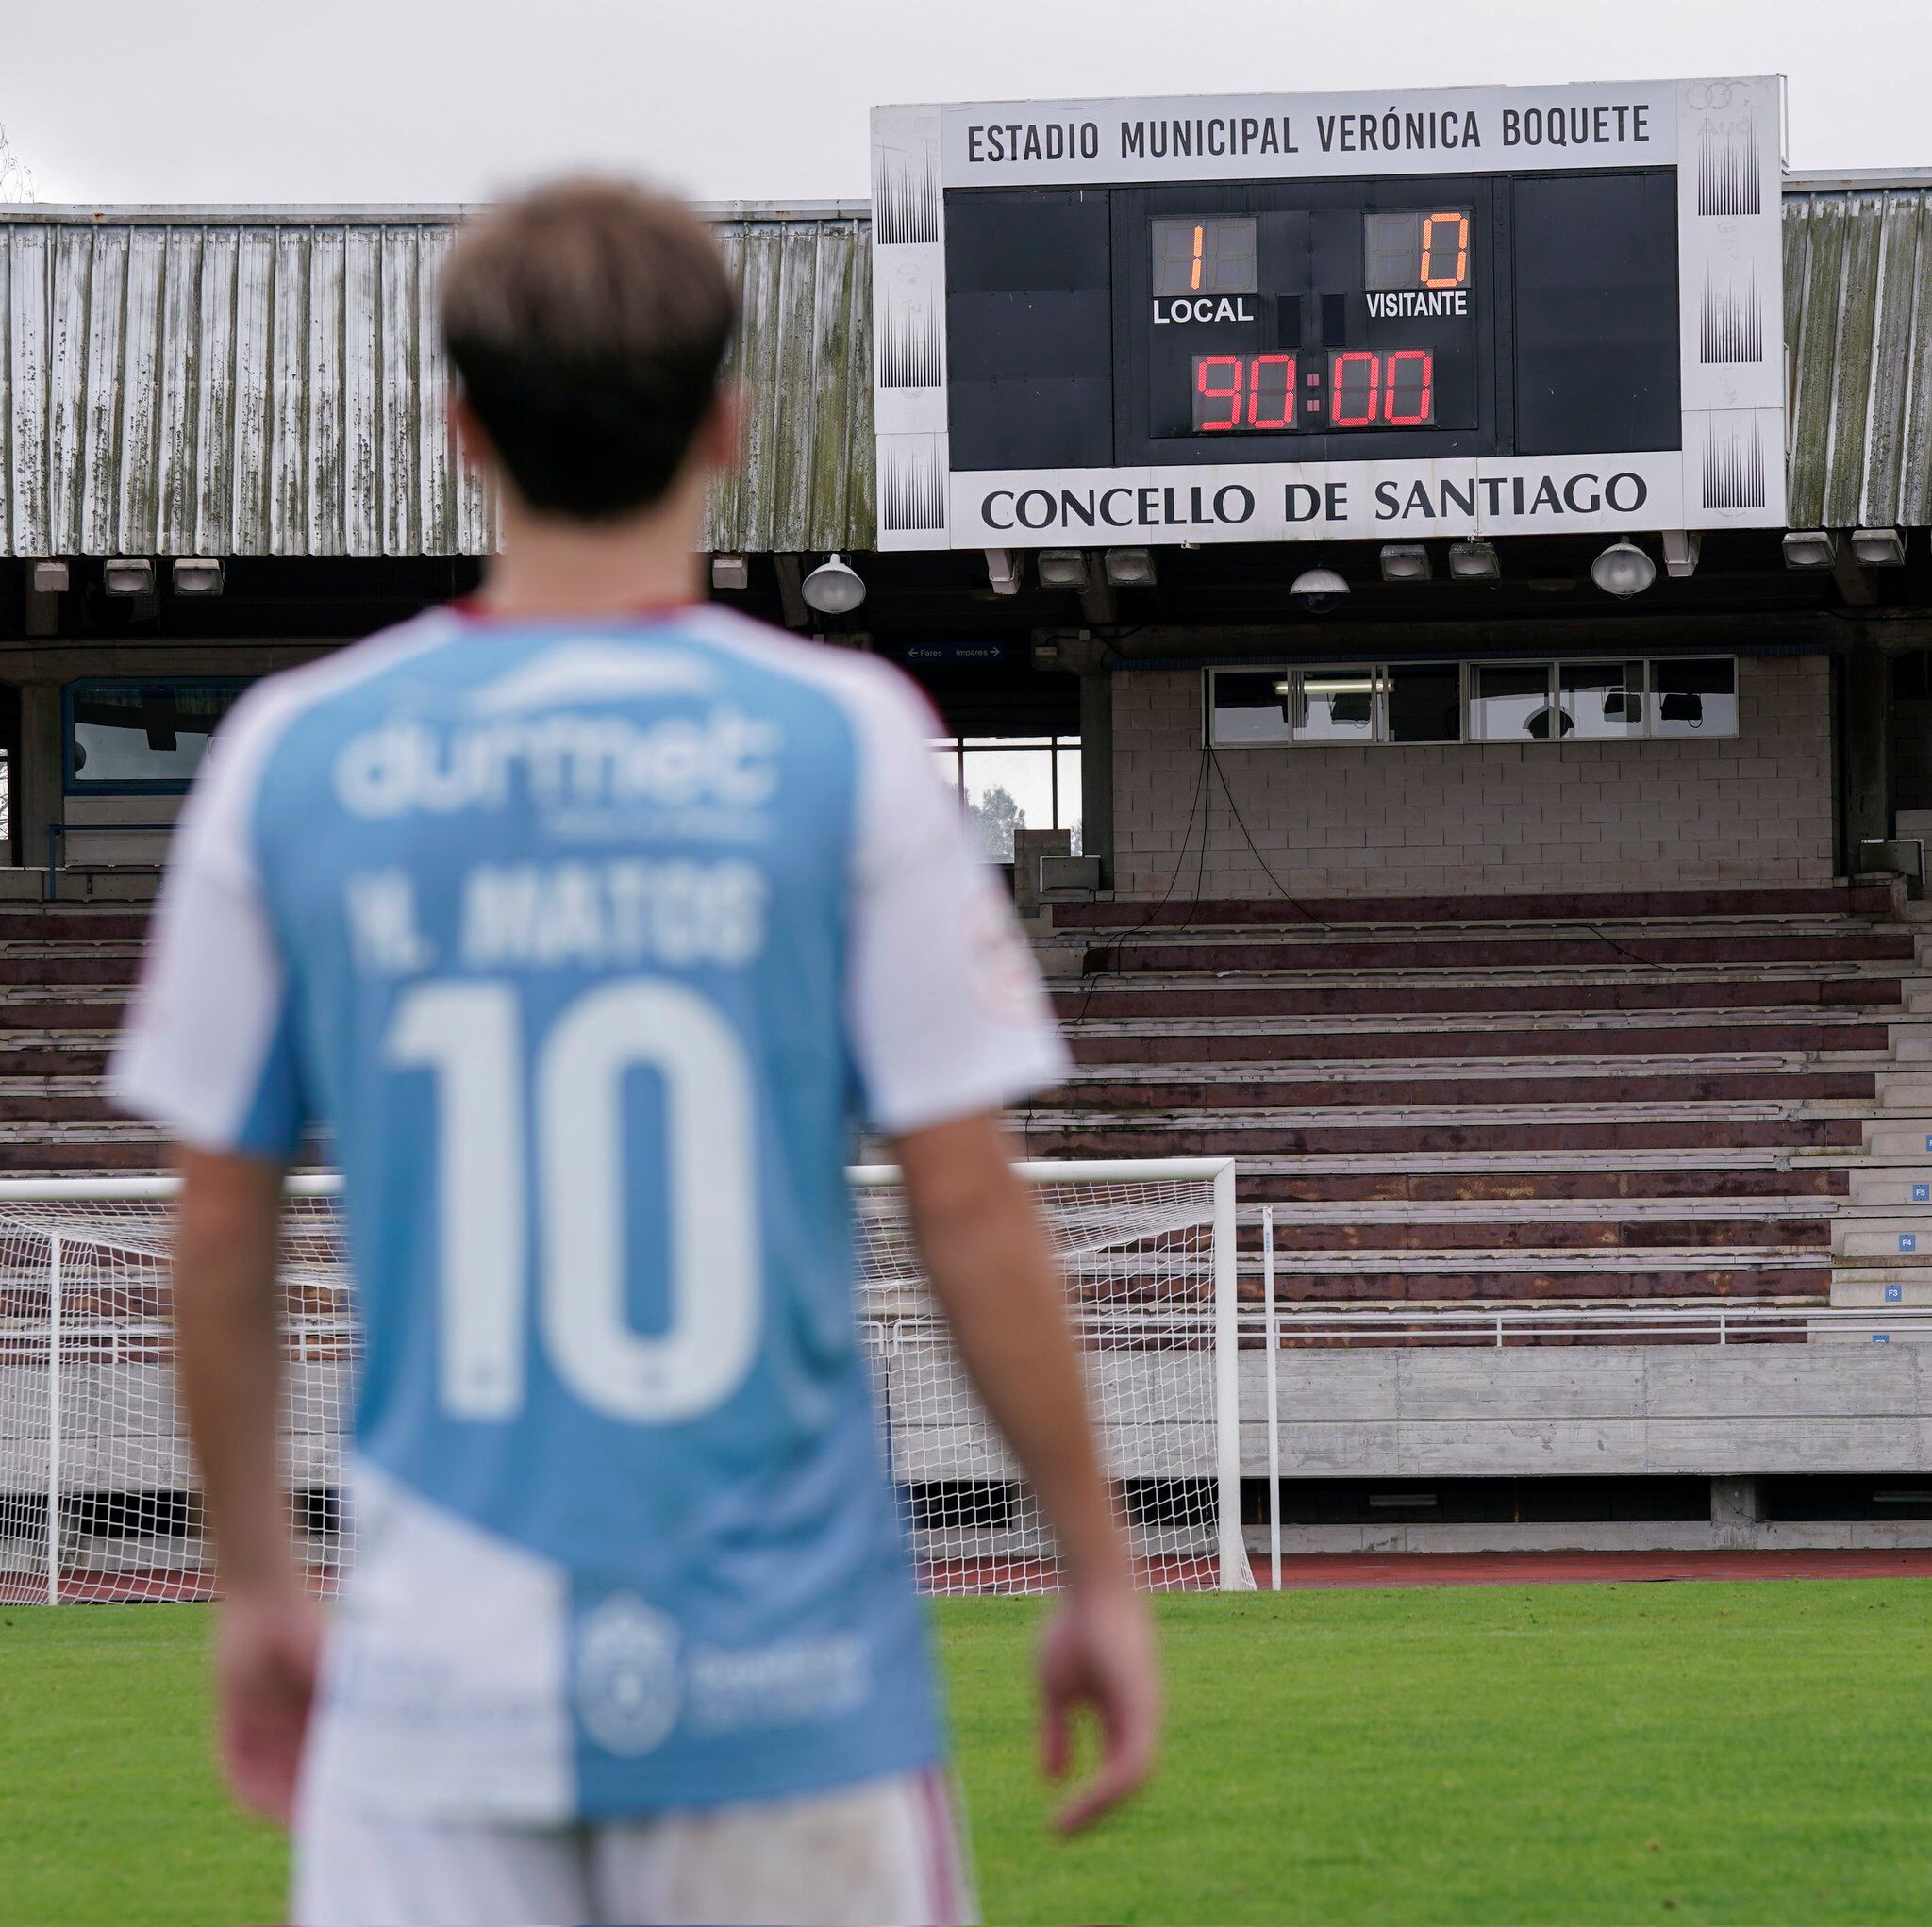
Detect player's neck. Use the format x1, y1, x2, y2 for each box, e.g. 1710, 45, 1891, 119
475, 488, 705, 620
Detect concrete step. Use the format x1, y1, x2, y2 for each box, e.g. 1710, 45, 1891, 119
1049, 1071, 1878, 1111
1862, 1121, 1932, 1158
1058, 1065, 1870, 1096
1833, 1220, 1932, 1260
1807, 1323, 1932, 1344
0, 957, 140, 986
1056, 976, 1910, 1021
1052, 885, 1898, 929
1849, 1169, 1932, 1206
1018, 1118, 1864, 1158
1246, 1165, 1851, 1200
1878, 1074, 1932, 1108
1087, 932, 1919, 975
1831, 1278, 1932, 1306
1067, 1010, 1897, 1047
1245, 1256, 1827, 1301
1251, 1214, 1830, 1253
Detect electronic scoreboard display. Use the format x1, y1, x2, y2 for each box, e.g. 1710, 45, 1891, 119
870, 78, 1786, 550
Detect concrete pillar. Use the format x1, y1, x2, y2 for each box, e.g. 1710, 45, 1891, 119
1710, 1475, 1764, 1549
13, 681, 63, 892
1843, 638, 1892, 867
1078, 670, 1114, 890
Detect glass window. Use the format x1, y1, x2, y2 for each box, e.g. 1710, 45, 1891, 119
67, 680, 248, 790
1386, 664, 1462, 743
1650, 657, 1737, 737
930, 733, 1081, 861
1559, 661, 1647, 739
1470, 665, 1554, 741
1208, 671, 1291, 745
1293, 666, 1381, 743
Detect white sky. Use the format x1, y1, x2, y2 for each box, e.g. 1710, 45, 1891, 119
4, 0, 1925, 207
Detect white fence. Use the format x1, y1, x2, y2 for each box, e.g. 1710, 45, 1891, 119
0, 1160, 1248, 1603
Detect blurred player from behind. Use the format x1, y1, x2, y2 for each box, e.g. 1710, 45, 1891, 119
111, 179, 1157, 1927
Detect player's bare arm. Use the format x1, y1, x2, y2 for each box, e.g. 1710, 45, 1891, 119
894, 1110, 1159, 1833
173, 1144, 323, 1825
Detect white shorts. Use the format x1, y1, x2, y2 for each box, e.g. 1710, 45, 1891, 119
291, 1768, 976, 1927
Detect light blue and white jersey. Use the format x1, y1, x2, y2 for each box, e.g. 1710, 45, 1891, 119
111, 606, 1068, 1824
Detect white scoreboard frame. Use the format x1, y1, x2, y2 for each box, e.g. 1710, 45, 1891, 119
869, 77, 1787, 552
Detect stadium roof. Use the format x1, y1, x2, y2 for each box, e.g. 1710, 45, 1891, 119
0, 184, 1924, 558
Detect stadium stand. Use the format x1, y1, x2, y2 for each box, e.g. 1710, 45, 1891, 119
1025, 881, 1932, 1330
19, 879, 1932, 1335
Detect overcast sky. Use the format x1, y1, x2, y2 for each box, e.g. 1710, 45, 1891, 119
4, 0, 1924, 207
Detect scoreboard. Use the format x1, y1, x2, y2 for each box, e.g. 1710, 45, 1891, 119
869, 78, 1786, 551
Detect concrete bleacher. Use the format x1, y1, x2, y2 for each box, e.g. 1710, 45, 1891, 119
1030, 881, 1932, 1331
9, 881, 1932, 1333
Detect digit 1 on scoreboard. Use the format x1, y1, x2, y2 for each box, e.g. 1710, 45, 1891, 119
1191, 223, 1205, 292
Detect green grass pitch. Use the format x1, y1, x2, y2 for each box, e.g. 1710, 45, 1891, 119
5, 1583, 1932, 1925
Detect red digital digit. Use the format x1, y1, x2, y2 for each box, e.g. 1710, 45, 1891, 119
1383, 349, 1434, 425
1329, 351, 1380, 427
1195, 355, 1243, 431
1247, 353, 1295, 429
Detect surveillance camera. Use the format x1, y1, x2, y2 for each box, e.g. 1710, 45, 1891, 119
1290, 566, 1349, 615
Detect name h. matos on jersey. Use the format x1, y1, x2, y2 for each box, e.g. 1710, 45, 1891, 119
335, 690, 783, 979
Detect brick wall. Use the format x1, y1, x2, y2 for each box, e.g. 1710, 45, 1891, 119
1110, 654, 1835, 898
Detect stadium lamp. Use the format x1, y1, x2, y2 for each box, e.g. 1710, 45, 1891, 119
800, 553, 866, 615
1782, 529, 1837, 569
172, 557, 224, 597
1852, 527, 1907, 568
1446, 540, 1500, 582
29, 560, 69, 595
1103, 547, 1157, 587
1589, 540, 1657, 599
102, 557, 155, 597
709, 553, 749, 591
1378, 542, 1431, 582
1037, 548, 1091, 589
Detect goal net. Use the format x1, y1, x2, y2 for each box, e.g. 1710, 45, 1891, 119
0, 1160, 1248, 1603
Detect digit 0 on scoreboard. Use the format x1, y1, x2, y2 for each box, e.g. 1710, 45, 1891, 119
1363, 208, 1474, 291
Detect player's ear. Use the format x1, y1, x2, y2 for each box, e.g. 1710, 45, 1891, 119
697, 383, 743, 474
450, 391, 502, 484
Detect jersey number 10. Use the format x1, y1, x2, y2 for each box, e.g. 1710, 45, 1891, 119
387, 979, 761, 1424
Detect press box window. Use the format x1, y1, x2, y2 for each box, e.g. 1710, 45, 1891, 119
1651, 657, 1737, 736
65, 679, 250, 791
1209, 660, 1735, 748
1208, 666, 1462, 746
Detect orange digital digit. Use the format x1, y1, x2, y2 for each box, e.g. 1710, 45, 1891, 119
1191, 223, 1204, 292
1420, 211, 1470, 289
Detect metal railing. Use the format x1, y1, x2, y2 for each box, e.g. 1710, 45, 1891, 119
44, 821, 170, 901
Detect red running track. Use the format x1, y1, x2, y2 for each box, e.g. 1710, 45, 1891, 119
1256, 1549, 1932, 1589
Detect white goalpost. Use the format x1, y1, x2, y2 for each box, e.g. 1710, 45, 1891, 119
0, 1157, 1250, 1604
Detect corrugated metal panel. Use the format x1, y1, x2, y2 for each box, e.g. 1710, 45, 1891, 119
8, 190, 1921, 555
0, 209, 873, 557
1786, 187, 1932, 528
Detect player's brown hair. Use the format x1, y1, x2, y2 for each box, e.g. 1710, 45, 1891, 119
441, 178, 737, 521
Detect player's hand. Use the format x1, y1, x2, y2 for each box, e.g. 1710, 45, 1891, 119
1038, 1581, 1160, 1834
216, 1580, 325, 1825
